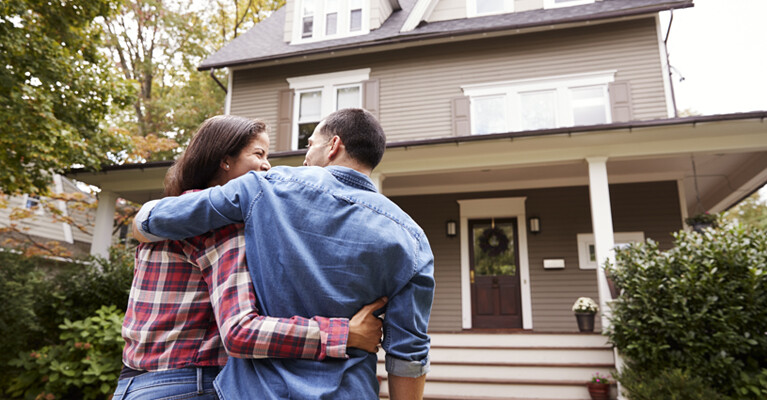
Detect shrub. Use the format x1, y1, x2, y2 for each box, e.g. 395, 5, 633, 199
606, 225, 767, 399
616, 365, 730, 400
7, 305, 125, 400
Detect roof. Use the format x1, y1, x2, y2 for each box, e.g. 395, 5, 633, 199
199, 0, 693, 70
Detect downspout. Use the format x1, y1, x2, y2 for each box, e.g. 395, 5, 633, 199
663, 10, 678, 118
210, 69, 228, 94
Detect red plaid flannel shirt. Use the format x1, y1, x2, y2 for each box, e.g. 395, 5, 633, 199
121, 223, 349, 371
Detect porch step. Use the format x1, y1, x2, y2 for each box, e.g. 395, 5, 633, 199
377, 333, 617, 400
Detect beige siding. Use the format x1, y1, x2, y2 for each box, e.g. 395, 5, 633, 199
390, 181, 682, 332
427, 0, 466, 22
232, 18, 668, 147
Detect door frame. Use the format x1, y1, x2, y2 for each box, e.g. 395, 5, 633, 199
458, 197, 532, 330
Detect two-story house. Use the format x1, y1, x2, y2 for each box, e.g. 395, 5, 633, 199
69, 0, 767, 397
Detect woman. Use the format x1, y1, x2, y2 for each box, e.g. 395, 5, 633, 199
114, 115, 384, 400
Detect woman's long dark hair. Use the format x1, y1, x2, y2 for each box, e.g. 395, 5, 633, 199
164, 115, 267, 197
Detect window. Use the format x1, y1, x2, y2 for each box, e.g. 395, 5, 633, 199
24, 195, 45, 215
576, 232, 645, 269
293, 0, 368, 43
288, 69, 369, 149
468, 0, 513, 17
544, 0, 595, 8
463, 71, 615, 135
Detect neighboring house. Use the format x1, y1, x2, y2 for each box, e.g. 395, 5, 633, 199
0, 175, 95, 258
68, 0, 767, 398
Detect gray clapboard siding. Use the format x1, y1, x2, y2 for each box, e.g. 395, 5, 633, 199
230, 17, 668, 149
391, 180, 682, 332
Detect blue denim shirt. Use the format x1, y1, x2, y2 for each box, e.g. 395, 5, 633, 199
138, 166, 434, 399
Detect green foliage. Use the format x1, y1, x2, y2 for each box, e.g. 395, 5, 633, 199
723, 191, 767, 232
606, 225, 767, 399
7, 305, 125, 400
0, 0, 133, 195
616, 365, 730, 400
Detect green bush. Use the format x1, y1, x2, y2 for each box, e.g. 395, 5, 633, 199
606, 225, 767, 399
7, 305, 125, 400
616, 365, 730, 400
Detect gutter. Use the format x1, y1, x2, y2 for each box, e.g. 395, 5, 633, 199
198, 1, 694, 71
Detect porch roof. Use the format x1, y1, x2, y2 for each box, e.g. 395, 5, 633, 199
198, 0, 693, 71
67, 111, 767, 214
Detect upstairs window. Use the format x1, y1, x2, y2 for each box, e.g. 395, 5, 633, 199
468, 0, 513, 17
544, 0, 595, 9
293, 0, 369, 43
288, 69, 370, 149
463, 71, 615, 135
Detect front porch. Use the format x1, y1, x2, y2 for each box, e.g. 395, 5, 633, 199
378, 332, 617, 399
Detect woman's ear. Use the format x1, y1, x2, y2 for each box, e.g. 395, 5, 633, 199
220, 157, 231, 171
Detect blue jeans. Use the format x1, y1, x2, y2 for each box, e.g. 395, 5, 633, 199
112, 366, 222, 400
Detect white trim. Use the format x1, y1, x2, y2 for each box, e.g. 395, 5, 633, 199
400, 0, 435, 32
543, 0, 594, 9
656, 14, 676, 118
288, 69, 370, 150
224, 68, 233, 116
90, 190, 117, 258
291, 0, 370, 44
467, 0, 514, 18
586, 157, 615, 331
457, 197, 532, 330
462, 71, 616, 133
576, 231, 644, 270
53, 175, 74, 244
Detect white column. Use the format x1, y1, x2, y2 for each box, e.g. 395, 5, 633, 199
586, 157, 615, 329
370, 172, 385, 193
90, 190, 117, 258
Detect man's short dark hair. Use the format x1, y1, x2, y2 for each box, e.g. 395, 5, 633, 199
319, 108, 386, 170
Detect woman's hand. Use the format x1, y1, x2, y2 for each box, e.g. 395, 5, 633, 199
347, 297, 387, 353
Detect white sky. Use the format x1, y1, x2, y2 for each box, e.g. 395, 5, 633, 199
661, 0, 767, 199
662, 0, 767, 115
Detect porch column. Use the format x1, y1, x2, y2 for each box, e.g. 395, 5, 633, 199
370, 172, 385, 193
90, 189, 117, 258
586, 157, 615, 329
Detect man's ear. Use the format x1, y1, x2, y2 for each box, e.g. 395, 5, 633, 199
327, 135, 342, 161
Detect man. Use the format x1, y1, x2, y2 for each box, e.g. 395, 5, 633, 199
134, 108, 434, 399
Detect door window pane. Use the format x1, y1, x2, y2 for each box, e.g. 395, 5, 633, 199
476, 0, 504, 14
472, 222, 516, 276
336, 86, 360, 110
520, 89, 556, 130
571, 85, 607, 126
473, 95, 506, 135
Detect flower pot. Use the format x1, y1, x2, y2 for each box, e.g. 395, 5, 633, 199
575, 312, 595, 332
587, 382, 610, 400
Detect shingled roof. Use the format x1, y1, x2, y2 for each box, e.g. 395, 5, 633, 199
198, 0, 693, 70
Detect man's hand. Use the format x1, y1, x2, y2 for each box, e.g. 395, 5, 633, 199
347, 297, 387, 352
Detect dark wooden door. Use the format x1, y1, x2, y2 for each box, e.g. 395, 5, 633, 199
469, 218, 522, 329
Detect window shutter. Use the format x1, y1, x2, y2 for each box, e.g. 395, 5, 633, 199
362, 79, 380, 120
452, 96, 471, 136
276, 89, 294, 151
608, 82, 632, 123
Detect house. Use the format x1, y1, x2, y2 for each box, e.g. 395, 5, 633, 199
0, 175, 96, 258
68, 0, 767, 398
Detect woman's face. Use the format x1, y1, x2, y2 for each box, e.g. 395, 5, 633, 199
223, 133, 271, 183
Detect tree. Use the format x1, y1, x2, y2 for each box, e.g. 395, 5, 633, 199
723, 190, 767, 231
0, 0, 133, 196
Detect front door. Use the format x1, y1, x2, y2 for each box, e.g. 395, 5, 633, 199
469, 218, 522, 329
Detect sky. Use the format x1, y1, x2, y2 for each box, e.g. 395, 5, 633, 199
661, 0, 767, 199
662, 0, 767, 115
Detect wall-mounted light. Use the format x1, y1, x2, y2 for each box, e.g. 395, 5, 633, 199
446, 220, 457, 238
529, 217, 541, 234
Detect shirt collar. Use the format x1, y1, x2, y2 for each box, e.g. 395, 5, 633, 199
326, 166, 378, 193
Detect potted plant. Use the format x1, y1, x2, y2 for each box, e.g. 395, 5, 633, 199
684, 212, 719, 232
572, 297, 598, 332
586, 372, 611, 400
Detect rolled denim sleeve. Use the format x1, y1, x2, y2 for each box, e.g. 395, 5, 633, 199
382, 238, 435, 378
142, 172, 263, 240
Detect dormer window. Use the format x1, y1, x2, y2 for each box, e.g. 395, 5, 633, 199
544, 0, 595, 9
293, 0, 369, 43
467, 0, 513, 18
